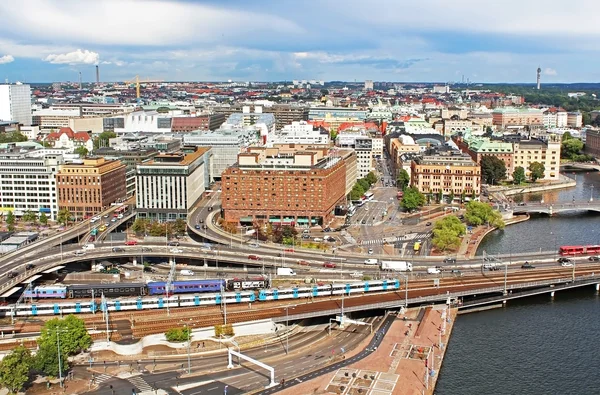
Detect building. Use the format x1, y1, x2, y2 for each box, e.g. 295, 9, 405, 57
221, 147, 349, 226
31, 108, 81, 130
136, 147, 212, 221
51, 102, 135, 117
512, 136, 561, 181
57, 157, 127, 219
0, 150, 63, 220
585, 129, 600, 157
170, 113, 225, 132
364, 80, 374, 90
0, 83, 32, 125
94, 146, 159, 197
225, 110, 276, 140
492, 107, 544, 128
411, 152, 481, 197
183, 126, 261, 179
113, 111, 174, 134
214, 104, 309, 130
268, 121, 330, 145
308, 107, 368, 131
45, 127, 94, 153
336, 131, 373, 178
453, 137, 514, 178
567, 112, 583, 128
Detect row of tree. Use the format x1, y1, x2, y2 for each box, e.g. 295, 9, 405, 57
481, 156, 547, 185
131, 218, 188, 237
561, 132, 594, 162
0, 316, 91, 393
349, 172, 378, 200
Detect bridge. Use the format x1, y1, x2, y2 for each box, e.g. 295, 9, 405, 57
511, 200, 600, 215
560, 162, 600, 172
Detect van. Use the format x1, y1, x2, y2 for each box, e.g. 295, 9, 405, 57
302, 229, 310, 234
82, 244, 95, 250
313, 238, 323, 242
364, 258, 378, 265
427, 267, 441, 274
180, 269, 194, 276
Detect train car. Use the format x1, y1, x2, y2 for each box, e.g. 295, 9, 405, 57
23, 285, 68, 299
227, 276, 269, 290
147, 279, 226, 295
67, 283, 146, 299
559, 245, 600, 256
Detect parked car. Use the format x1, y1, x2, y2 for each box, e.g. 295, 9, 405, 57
7, 271, 17, 278
323, 262, 336, 268
521, 262, 536, 269
125, 240, 138, 246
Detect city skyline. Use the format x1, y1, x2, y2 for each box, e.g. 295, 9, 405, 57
0, 0, 600, 83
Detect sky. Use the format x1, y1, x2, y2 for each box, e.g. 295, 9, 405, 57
1, 0, 599, 83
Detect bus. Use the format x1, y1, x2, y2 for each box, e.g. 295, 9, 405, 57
413, 241, 421, 252
363, 192, 374, 201
114, 205, 128, 216
347, 206, 356, 217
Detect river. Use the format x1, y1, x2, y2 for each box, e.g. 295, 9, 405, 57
436, 171, 600, 394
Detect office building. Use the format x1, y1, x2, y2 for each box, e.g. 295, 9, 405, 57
136, 147, 212, 221
336, 131, 373, 178
512, 136, 561, 181
268, 121, 330, 146
0, 150, 62, 220
492, 107, 544, 128
308, 107, 368, 131
567, 112, 583, 128
585, 129, 600, 157
221, 147, 350, 226
170, 113, 226, 132
57, 157, 127, 219
0, 83, 32, 125
411, 152, 481, 197
214, 104, 308, 130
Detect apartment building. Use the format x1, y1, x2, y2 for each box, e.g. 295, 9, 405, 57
214, 104, 309, 130
135, 147, 212, 221
268, 121, 330, 145
585, 129, 600, 157
337, 132, 373, 178
0, 83, 32, 125
411, 152, 481, 197
512, 136, 561, 181
45, 127, 94, 153
57, 157, 127, 219
221, 147, 349, 226
170, 113, 225, 132
492, 107, 544, 128
308, 107, 368, 131
453, 137, 514, 177
567, 112, 583, 128
0, 150, 62, 220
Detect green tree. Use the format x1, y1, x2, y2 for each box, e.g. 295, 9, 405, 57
396, 169, 410, 191
357, 178, 370, 191
172, 218, 187, 235
512, 166, 526, 184
365, 172, 378, 185
350, 184, 365, 200
464, 201, 505, 229
437, 190, 443, 203
330, 130, 338, 141
0, 132, 28, 144
481, 156, 507, 185
131, 218, 149, 234
149, 221, 167, 237
528, 162, 546, 182
22, 210, 37, 224
165, 327, 191, 342
320, 88, 329, 96
34, 341, 69, 378
0, 345, 33, 393
460, 190, 466, 203
39, 212, 49, 226
6, 210, 15, 231
57, 208, 72, 226
400, 187, 426, 212
93, 131, 116, 149
561, 137, 584, 159
74, 146, 89, 157
432, 216, 466, 252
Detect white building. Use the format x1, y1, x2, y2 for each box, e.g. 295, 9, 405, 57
45, 127, 94, 153
135, 147, 212, 221
268, 121, 330, 145
114, 110, 174, 134
337, 132, 374, 178
0, 83, 32, 125
0, 150, 63, 220
225, 108, 276, 140
183, 125, 261, 179
31, 108, 81, 130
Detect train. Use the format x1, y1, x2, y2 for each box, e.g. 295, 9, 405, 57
559, 245, 600, 256
22, 278, 270, 300
1, 278, 401, 318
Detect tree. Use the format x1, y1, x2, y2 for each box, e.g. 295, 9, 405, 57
131, 218, 149, 234
34, 341, 69, 378
74, 146, 89, 157
432, 216, 466, 252
350, 184, 365, 200
460, 190, 466, 203
22, 210, 37, 224
396, 169, 410, 191
561, 137, 584, 159
528, 162, 546, 183
437, 190, 443, 203
481, 156, 507, 185
6, 210, 15, 231
400, 187, 426, 212
57, 208, 72, 226
365, 172, 378, 185
512, 166, 526, 184
172, 218, 187, 235
320, 88, 329, 96
165, 327, 191, 342
0, 345, 33, 393
0, 132, 28, 144
464, 201, 505, 229
39, 212, 49, 226
93, 131, 116, 149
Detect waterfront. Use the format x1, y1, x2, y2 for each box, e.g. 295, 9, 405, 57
477, 172, 600, 255
435, 288, 600, 394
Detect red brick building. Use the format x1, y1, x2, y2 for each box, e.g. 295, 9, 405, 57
221, 147, 349, 227
586, 129, 600, 158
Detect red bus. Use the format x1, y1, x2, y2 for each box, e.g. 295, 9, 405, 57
559, 245, 600, 256
114, 205, 128, 217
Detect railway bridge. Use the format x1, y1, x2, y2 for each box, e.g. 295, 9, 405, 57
511, 200, 600, 215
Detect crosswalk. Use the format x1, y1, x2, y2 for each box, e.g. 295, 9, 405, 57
127, 376, 154, 392
92, 373, 113, 385
360, 232, 431, 246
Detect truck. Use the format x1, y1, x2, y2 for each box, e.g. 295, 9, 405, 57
380, 261, 412, 272
277, 267, 296, 276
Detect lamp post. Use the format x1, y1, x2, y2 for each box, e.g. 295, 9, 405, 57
54, 328, 68, 388
184, 323, 191, 374
591, 184, 594, 202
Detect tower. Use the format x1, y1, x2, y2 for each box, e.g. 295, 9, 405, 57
536, 67, 541, 90
78, 71, 82, 89
96, 65, 100, 84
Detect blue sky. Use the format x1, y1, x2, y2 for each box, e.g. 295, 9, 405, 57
0, 0, 599, 83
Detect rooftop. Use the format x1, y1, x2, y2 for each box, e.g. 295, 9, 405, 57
142, 147, 210, 166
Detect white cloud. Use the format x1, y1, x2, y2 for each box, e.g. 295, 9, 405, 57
44, 49, 99, 65
544, 68, 558, 76
0, 54, 14, 64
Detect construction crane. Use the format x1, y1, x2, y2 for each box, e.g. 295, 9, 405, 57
124, 75, 164, 99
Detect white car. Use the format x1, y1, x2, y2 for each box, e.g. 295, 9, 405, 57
427, 267, 441, 274
368, 249, 374, 255
180, 269, 194, 276
170, 248, 183, 253
350, 271, 363, 278
560, 261, 573, 267
73, 250, 86, 256
364, 258, 378, 265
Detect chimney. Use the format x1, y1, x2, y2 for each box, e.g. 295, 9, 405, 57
96, 65, 100, 84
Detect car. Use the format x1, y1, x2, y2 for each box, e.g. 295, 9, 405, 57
323, 262, 336, 268
443, 257, 456, 264
313, 238, 323, 242
361, 219, 367, 224
180, 269, 195, 276
168, 241, 180, 246
425, 222, 432, 226
111, 218, 117, 222
6, 271, 17, 279
364, 258, 378, 265
588, 256, 600, 262
427, 267, 441, 274
202, 224, 208, 229
249, 243, 260, 248
112, 247, 125, 253
207, 206, 213, 211
488, 266, 501, 271
350, 271, 363, 278
103, 214, 109, 218
25, 264, 35, 270
450, 269, 463, 276
198, 219, 204, 223
297, 260, 310, 266
284, 248, 295, 253
195, 224, 201, 230
248, 255, 261, 261
125, 240, 138, 246
143, 266, 157, 273
302, 234, 310, 239
561, 261, 574, 267
368, 249, 373, 255
557, 257, 571, 263
170, 248, 183, 253
323, 227, 331, 232
73, 250, 86, 256
521, 262, 535, 269
89, 236, 96, 242
117, 214, 124, 219
141, 247, 153, 252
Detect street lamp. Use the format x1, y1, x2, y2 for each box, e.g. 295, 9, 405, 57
591, 185, 594, 202
184, 323, 191, 374
54, 328, 68, 388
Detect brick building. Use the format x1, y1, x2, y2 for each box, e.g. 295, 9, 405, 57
221, 147, 349, 227
492, 107, 544, 128
586, 129, 600, 157
170, 113, 225, 132
57, 157, 127, 219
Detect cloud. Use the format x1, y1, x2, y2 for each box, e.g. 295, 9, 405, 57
0, 54, 14, 64
544, 67, 558, 76
44, 49, 99, 65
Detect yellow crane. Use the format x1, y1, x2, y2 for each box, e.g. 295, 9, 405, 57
124, 75, 164, 99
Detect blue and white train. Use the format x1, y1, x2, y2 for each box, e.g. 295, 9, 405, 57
0, 279, 400, 318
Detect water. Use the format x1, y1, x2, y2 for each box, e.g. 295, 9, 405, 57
435, 290, 600, 395
477, 172, 600, 255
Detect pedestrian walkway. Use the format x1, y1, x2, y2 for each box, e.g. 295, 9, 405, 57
92, 373, 113, 385
360, 232, 431, 246
128, 376, 154, 392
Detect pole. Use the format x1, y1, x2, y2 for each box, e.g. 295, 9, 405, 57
103, 293, 109, 343
504, 256, 508, 295
57, 330, 63, 388
285, 307, 289, 354
221, 283, 227, 325
186, 324, 191, 374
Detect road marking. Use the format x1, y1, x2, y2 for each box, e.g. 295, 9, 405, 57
175, 380, 216, 391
